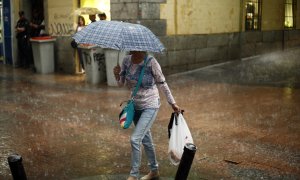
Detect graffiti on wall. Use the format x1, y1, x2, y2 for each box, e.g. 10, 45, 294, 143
48, 11, 75, 36
82, 52, 106, 72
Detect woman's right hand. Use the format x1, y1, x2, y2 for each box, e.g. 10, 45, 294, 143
113, 64, 121, 81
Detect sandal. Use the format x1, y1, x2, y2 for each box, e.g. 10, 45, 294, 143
140, 171, 160, 180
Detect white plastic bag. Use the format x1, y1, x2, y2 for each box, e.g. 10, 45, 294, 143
168, 113, 194, 165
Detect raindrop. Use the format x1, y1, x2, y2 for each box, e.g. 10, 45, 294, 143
44, 169, 48, 177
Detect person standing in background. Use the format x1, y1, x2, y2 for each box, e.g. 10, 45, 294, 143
98, 13, 107, 21
75, 16, 86, 72
89, 14, 96, 23
30, 9, 45, 37
76, 16, 86, 32
16, 11, 31, 68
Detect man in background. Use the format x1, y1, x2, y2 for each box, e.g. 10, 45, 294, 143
89, 14, 96, 23
30, 9, 45, 37
98, 13, 107, 20
15, 11, 31, 68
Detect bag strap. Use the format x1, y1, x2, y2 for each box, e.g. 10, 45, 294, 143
168, 113, 175, 139
131, 55, 149, 98
168, 111, 184, 139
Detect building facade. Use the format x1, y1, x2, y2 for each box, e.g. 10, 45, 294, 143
2, 0, 300, 74
159, 0, 300, 74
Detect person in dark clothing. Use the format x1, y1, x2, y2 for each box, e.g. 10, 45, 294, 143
98, 13, 107, 20
16, 11, 31, 68
89, 14, 96, 23
30, 9, 45, 37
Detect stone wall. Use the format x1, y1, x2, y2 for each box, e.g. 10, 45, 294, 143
54, 37, 75, 73
159, 30, 300, 75
158, 33, 239, 75
160, 0, 240, 35
45, 0, 77, 74
110, 0, 166, 36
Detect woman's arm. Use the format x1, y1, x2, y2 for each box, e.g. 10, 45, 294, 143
151, 58, 181, 112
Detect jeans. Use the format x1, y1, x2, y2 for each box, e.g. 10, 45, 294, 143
130, 108, 159, 178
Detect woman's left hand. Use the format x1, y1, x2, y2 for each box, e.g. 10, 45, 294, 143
171, 103, 181, 113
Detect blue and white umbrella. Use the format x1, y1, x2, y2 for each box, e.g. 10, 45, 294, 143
72, 21, 165, 53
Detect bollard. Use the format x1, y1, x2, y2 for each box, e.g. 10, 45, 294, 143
7, 154, 27, 180
175, 143, 197, 180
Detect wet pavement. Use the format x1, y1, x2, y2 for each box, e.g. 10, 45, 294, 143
0, 48, 300, 180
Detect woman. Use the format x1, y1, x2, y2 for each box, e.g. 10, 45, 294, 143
76, 15, 85, 32
75, 16, 85, 72
113, 51, 181, 180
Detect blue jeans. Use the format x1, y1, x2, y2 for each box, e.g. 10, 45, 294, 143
130, 108, 159, 178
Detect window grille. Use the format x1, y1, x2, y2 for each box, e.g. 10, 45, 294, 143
284, 0, 297, 28
245, 0, 262, 31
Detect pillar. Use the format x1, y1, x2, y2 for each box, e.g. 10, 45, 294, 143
110, 0, 167, 36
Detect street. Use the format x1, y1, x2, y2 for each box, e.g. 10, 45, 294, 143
0, 48, 299, 179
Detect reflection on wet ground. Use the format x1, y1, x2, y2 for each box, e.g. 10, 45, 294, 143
1, 48, 300, 179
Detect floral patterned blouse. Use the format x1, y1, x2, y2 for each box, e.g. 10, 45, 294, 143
118, 55, 176, 110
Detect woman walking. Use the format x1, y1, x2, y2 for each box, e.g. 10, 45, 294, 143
114, 51, 181, 180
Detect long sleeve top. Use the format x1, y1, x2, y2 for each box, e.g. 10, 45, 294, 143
118, 55, 176, 110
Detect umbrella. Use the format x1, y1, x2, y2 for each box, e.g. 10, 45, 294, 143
72, 20, 165, 53
74, 7, 103, 15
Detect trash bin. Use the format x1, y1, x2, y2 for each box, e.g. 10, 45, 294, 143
78, 45, 106, 84
30, 36, 56, 74
104, 49, 127, 86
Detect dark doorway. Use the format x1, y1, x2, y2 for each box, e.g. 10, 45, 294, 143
31, 0, 43, 13
30, 0, 44, 37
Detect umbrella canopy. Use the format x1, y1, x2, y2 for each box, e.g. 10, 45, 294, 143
74, 7, 103, 15
72, 21, 165, 53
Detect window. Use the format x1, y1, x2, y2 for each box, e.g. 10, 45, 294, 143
245, 0, 262, 31
285, 0, 297, 28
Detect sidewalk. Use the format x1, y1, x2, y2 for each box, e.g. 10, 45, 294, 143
0, 48, 300, 179
74, 174, 172, 180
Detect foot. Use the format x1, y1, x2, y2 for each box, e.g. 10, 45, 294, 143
127, 176, 138, 180
141, 171, 160, 180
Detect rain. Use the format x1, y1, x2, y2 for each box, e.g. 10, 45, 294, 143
0, 48, 300, 179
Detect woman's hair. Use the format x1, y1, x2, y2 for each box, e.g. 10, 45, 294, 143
78, 16, 85, 26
